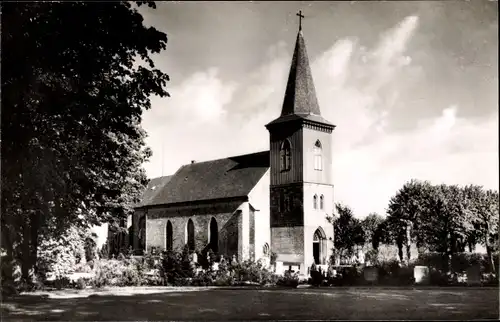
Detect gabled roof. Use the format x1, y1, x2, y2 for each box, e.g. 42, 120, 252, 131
142, 151, 270, 207
137, 175, 173, 207
267, 29, 334, 128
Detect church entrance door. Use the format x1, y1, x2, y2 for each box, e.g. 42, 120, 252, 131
313, 241, 320, 264
313, 227, 327, 265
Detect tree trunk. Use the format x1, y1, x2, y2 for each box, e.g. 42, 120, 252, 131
1, 227, 15, 283
397, 237, 404, 263
405, 222, 412, 264
485, 236, 496, 275
21, 219, 32, 282
30, 213, 40, 277
445, 232, 452, 276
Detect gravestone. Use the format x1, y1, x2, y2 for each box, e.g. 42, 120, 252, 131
467, 265, 481, 286
364, 266, 378, 283
414, 266, 430, 285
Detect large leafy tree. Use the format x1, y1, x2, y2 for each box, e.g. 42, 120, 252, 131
463, 185, 499, 273
420, 184, 475, 272
385, 179, 433, 263
361, 212, 385, 249
1, 1, 169, 281
331, 203, 365, 262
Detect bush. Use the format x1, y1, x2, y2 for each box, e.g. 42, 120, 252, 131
75, 277, 87, 289
395, 266, 415, 285
276, 271, 299, 288
378, 259, 402, 285
482, 273, 499, 286
429, 267, 450, 286
364, 248, 379, 266
91, 259, 125, 287
37, 226, 87, 280
74, 262, 93, 273
231, 259, 276, 285
1, 256, 22, 296
121, 259, 147, 286
309, 267, 324, 286
54, 277, 71, 290
213, 274, 235, 286
191, 270, 214, 286
329, 265, 363, 286
159, 250, 193, 285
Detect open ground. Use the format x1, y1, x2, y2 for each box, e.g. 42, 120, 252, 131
1, 286, 498, 321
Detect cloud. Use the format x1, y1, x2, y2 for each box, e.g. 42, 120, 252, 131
141, 15, 498, 218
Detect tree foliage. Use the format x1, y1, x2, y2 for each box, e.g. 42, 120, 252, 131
361, 213, 385, 249
332, 203, 365, 261
1, 1, 169, 281
385, 179, 434, 262
383, 179, 498, 273
462, 185, 499, 273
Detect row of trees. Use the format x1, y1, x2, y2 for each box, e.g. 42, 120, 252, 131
331, 180, 499, 273
1, 1, 169, 284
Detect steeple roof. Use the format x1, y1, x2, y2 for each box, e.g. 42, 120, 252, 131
267, 28, 334, 128
282, 30, 321, 116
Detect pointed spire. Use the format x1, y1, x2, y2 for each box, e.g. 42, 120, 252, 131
280, 19, 321, 117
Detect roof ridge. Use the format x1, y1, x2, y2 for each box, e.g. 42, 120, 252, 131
182, 150, 270, 166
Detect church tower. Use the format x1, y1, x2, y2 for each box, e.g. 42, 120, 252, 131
265, 12, 336, 275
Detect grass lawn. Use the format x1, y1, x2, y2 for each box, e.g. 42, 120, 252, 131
1, 286, 498, 321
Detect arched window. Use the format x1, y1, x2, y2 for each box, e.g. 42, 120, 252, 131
186, 219, 195, 251
209, 217, 218, 253
314, 140, 322, 171
138, 216, 146, 251
320, 195, 324, 210
313, 194, 318, 209
280, 140, 291, 171
263, 243, 270, 256
166, 221, 173, 251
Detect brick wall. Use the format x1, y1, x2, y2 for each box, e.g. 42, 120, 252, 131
271, 226, 304, 263
270, 183, 304, 227
141, 200, 247, 260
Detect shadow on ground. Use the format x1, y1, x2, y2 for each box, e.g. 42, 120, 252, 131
1, 287, 498, 321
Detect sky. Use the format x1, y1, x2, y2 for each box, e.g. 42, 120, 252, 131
136, 1, 498, 218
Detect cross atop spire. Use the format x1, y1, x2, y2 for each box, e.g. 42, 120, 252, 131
266, 12, 335, 129
296, 10, 304, 31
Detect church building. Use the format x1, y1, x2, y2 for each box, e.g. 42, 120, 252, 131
133, 20, 336, 275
